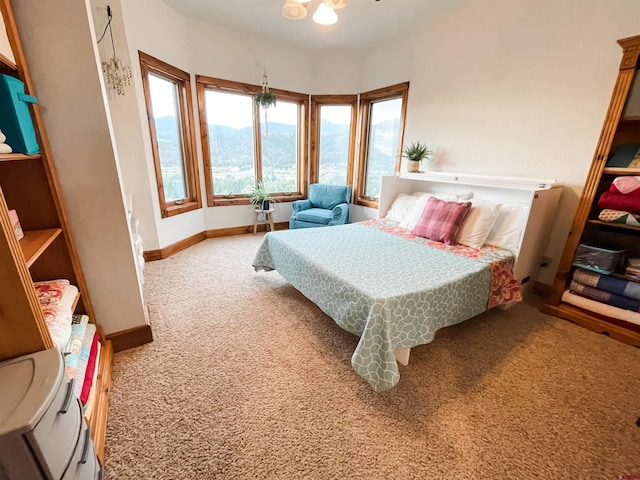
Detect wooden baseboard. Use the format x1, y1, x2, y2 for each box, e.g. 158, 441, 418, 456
533, 281, 551, 297
143, 231, 206, 261
106, 324, 153, 352
144, 222, 289, 261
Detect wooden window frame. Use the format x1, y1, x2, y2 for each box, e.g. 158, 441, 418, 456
354, 82, 409, 208
195, 75, 308, 207
139, 51, 201, 218
309, 95, 357, 188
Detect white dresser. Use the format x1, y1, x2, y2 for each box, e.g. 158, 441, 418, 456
0, 349, 101, 479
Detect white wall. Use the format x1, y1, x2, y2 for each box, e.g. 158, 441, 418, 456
103, 0, 363, 248
0, 7, 14, 63
360, 0, 640, 284
10, 0, 148, 335
104, 0, 640, 287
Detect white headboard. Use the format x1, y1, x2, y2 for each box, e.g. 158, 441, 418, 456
379, 172, 564, 294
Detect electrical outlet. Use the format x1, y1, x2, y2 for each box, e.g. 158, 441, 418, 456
540, 255, 552, 267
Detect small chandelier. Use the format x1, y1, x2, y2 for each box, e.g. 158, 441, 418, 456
98, 5, 132, 96
281, 0, 349, 25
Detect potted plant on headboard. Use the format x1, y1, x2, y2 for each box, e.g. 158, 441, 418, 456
402, 141, 432, 173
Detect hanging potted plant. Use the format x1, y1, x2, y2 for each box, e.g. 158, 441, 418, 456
402, 141, 432, 173
254, 62, 277, 136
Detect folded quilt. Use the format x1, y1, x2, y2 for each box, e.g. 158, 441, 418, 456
598, 209, 640, 227
626, 265, 640, 281
610, 176, 640, 196
597, 191, 640, 213
64, 314, 89, 380
570, 280, 640, 312
572, 267, 640, 300
34, 279, 77, 350
71, 323, 96, 399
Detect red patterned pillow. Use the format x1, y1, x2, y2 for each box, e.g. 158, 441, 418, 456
412, 196, 472, 245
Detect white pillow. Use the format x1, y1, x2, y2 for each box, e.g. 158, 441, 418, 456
385, 193, 419, 223
398, 192, 472, 230
455, 200, 502, 249
484, 204, 529, 252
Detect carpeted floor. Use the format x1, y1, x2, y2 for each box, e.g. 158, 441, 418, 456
104, 233, 640, 479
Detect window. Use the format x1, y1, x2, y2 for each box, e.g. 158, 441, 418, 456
196, 76, 308, 206
139, 52, 201, 217
355, 82, 409, 207
310, 95, 357, 187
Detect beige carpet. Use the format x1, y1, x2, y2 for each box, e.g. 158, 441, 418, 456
105, 233, 640, 479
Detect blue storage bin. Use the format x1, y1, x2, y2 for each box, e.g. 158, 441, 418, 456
0, 74, 39, 154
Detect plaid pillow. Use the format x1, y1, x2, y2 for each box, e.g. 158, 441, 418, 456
412, 196, 472, 245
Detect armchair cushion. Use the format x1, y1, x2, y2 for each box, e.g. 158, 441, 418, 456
293, 208, 333, 225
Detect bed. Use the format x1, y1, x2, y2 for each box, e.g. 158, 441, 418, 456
252, 172, 563, 392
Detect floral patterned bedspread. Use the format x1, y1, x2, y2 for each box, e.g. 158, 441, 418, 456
252, 219, 521, 392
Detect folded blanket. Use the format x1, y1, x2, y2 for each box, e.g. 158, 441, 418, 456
34, 279, 77, 350
598, 209, 640, 226
606, 144, 640, 168
570, 280, 640, 312
626, 265, 640, 281
610, 176, 640, 196
598, 191, 640, 213
572, 267, 640, 300
80, 333, 100, 405
64, 314, 89, 380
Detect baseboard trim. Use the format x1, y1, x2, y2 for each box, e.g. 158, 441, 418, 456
106, 324, 153, 353
144, 222, 288, 261
533, 281, 551, 297
144, 231, 206, 261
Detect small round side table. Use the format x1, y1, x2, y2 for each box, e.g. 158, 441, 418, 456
253, 208, 275, 235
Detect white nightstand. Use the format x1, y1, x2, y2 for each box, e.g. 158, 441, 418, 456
253, 208, 275, 234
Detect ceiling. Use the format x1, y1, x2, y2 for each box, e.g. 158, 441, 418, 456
159, 0, 460, 50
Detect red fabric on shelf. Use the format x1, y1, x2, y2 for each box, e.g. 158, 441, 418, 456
80, 333, 99, 405
598, 191, 640, 213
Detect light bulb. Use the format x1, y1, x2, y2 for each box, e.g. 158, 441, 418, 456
313, 3, 338, 25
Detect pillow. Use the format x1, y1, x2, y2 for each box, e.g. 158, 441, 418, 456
455, 200, 502, 249
398, 192, 471, 230
484, 203, 529, 252
412, 197, 472, 245
385, 193, 419, 223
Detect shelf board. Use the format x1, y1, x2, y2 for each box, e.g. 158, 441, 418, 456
603, 167, 640, 175
20, 228, 62, 267
0, 153, 41, 162
587, 219, 640, 232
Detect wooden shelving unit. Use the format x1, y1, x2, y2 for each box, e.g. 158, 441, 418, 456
0, 0, 112, 466
542, 34, 640, 347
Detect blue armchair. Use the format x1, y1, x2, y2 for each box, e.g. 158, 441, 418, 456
289, 184, 351, 229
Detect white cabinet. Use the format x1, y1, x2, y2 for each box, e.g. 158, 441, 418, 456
0, 349, 101, 480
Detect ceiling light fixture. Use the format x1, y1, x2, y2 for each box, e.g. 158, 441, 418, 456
281, 0, 348, 25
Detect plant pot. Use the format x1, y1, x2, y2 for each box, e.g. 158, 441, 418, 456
407, 160, 421, 173
261, 200, 270, 211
